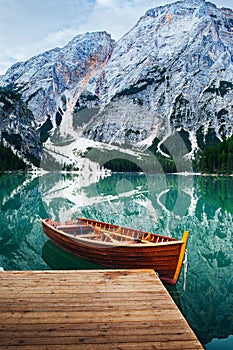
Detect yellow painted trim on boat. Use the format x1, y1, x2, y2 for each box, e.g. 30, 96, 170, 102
172, 230, 189, 283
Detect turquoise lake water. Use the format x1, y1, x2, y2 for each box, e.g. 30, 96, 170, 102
0, 171, 232, 349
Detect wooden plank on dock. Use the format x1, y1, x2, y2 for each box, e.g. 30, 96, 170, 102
0, 269, 203, 349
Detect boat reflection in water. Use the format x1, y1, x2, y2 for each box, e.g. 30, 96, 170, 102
42, 240, 103, 270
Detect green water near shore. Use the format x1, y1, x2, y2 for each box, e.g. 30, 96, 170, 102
0, 171, 232, 349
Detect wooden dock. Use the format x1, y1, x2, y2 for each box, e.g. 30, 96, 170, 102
0, 269, 204, 349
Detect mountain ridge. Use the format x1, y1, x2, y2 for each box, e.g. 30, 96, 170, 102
0, 0, 232, 168
80, 0, 233, 157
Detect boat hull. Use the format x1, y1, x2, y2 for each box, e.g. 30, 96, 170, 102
42, 219, 188, 285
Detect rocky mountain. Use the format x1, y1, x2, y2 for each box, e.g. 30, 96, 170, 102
0, 32, 115, 165
0, 0, 232, 167
80, 0, 233, 157
1, 31, 114, 125
0, 84, 42, 164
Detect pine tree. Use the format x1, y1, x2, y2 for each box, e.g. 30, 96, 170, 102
198, 135, 233, 174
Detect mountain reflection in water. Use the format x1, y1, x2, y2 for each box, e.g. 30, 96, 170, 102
0, 171, 232, 349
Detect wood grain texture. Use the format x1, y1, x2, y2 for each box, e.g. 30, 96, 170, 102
42, 218, 189, 285
0, 269, 203, 349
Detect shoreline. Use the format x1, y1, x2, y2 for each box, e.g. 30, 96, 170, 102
0, 169, 233, 177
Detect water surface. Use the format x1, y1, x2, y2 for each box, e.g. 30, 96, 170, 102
0, 171, 232, 349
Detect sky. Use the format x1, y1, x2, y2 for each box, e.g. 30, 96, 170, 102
0, 0, 232, 75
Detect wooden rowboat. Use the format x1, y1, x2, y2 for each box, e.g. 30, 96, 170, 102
42, 217, 189, 285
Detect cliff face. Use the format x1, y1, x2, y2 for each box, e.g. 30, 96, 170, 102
1, 31, 115, 130
79, 0, 233, 157
0, 0, 232, 165
0, 84, 42, 163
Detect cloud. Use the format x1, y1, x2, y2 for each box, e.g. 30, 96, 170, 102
96, 0, 115, 7
76, 0, 162, 39
0, 0, 156, 74
0, 0, 232, 75
0, 0, 92, 74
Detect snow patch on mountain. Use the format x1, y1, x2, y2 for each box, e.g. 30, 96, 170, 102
0, 0, 232, 167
